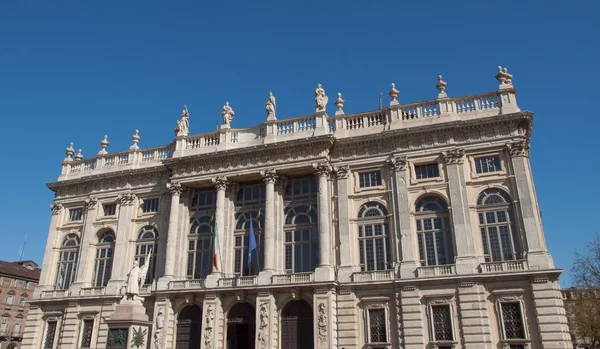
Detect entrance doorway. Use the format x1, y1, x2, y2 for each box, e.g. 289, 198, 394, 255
281, 300, 313, 349
226, 302, 255, 349
175, 305, 202, 349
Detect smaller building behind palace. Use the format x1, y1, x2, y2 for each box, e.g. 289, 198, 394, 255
22, 67, 573, 349
0, 260, 40, 349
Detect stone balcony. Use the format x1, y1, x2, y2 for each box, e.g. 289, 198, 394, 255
351, 270, 395, 282
218, 276, 258, 288
40, 289, 70, 299
168, 279, 205, 290
479, 259, 529, 273
271, 272, 314, 284
415, 264, 457, 278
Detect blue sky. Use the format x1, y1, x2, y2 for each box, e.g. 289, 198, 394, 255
0, 1, 597, 286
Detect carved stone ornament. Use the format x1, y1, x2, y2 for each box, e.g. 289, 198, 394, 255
131, 130, 141, 150
317, 302, 328, 344
507, 140, 530, 158
258, 302, 269, 349
389, 83, 399, 105
261, 169, 278, 184
313, 162, 332, 178
334, 165, 350, 179
154, 310, 164, 349
131, 326, 147, 349
50, 202, 63, 215
495, 66, 514, 87
175, 105, 190, 137
221, 102, 235, 126
387, 156, 408, 171
436, 75, 448, 98
98, 135, 109, 156
65, 142, 75, 161
204, 305, 214, 349
335, 93, 345, 115
84, 196, 98, 211
315, 84, 328, 112
118, 192, 137, 206
441, 148, 465, 164
212, 176, 228, 190
167, 182, 184, 196
265, 92, 276, 120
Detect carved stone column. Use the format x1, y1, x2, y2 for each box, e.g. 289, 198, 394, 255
335, 165, 360, 282
201, 295, 223, 349
255, 292, 276, 349
387, 156, 418, 278
162, 182, 184, 280
441, 149, 479, 274
314, 162, 334, 281
36, 203, 65, 295
507, 141, 554, 269
314, 288, 336, 349
205, 177, 227, 288
71, 197, 99, 292
259, 169, 278, 284
107, 192, 137, 294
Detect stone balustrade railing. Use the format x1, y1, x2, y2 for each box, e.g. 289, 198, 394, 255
40, 289, 70, 299
415, 264, 456, 277
218, 276, 258, 287
79, 286, 106, 296
57, 85, 518, 181
272, 272, 314, 284
479, 259, 529, 273
168, 279, 205, 290
351, 269, 395, 282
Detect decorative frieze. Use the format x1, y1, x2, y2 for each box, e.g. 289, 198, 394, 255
387, 156, 408, 171
441, 148, 465, 164
317, 302, 328, 344
257, 302, 269, 349
204, 305, 214, 349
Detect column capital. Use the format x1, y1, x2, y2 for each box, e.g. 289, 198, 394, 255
507, 140, 530, 158
212, 176, 229, 191
50, 202, 63, 215
167, 181, 184, 196
118, 192, 137, 205
84, 196, 98, 211
261, 169, 278, 184
334, 165, 350, 179
313, 162, 332, 178
441, 148, 465, 164
387, 156, 408, 172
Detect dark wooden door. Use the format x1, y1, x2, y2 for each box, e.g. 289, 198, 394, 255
281, 300, 313, 349
176, 305, 202, 349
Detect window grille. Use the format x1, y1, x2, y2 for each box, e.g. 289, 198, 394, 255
44, 321, 58, 349
501, 302, 526, 339
80, 319, 94, 348
368, 308, 387, 343
432, 305, 453, 340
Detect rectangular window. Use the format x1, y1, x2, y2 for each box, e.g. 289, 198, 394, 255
103, 204, 117, 216
236, 184, 266, 206
474, 155, 502, 174
80, 319, 94, 348
69, 208, 83, 221
44, 321, 58, 349
415, 163, 440, 179
0, 317, 8, 332
284, 229, 319, 273
13, 317, 22, 333
368, 308, 387, 343
191, 190, 216, 210
501, 302, 526, 339
431, 304, 454, 341
142, 198, 159, 213
18, 297, 25, 307
359, 171, 382, 188
5, 295, 14, 305
234, 231, 265, 276
284, 177, 318, 201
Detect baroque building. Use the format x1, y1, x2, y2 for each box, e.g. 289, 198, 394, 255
0, 260, 40, 349
23, 68, 572, 349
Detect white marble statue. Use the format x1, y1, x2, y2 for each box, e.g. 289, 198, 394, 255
175, 105, 190, 136
124, 248, 152, 300
265, 92, 276, 119
315, 84, 328, 112
221, 102, 235, 125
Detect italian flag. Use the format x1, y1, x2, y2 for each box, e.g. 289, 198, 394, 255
213, 221, 220, 272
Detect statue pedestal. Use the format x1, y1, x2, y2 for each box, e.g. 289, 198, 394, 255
105, 299, 152, 349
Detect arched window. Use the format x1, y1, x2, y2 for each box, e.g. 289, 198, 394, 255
284, 205, 319, 273
415, 196, 454, 266
188, 215, 214, 279
135, 226, 158, 285
477, 189, 520, 262
55, 233, 80, 290
93, 230, 115, 287
234, 211, 265, 276
357, 202, 391, 271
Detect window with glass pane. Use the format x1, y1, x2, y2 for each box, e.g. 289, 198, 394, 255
191, 190, 216, 210
103, 203, 116, 216
474, 155, 501, 174
477, 189, 520, 262
359, 171, 382, 188
368, 308, 387, 343
284, 205, 319, 272
135, 226, 158, 284
55, 234, 79, 290
432, 305, 453, 341
236, 184, 266, 206
0, 316, 8, 332
44, 321, 58, 349
284, 177, 318, 201
501, 302, 526, 339
14, 316, 22, 333
18, 297, 25, 306
5, 294, 14, 305
187, 215, 214, 279
69, 208, 83, 221
414, 163, 440, 179
234, 211, 265, 275
415, 196, 454, 266
80, 319, 94, 348
142, 198, 159, 213
357, 202, 391, 271
94, 231, 115, 287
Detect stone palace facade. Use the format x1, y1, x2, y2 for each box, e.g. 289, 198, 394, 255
23, 68, 572, 349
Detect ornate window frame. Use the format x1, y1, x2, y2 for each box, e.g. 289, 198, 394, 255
493, 290, 530, 349
425, 296, 458, 348
41, 311, 63, 349
100, 201, 118, 219
55, 233, 80, 290
187, 214, 215, 279
360, 297, 392, 349
410, 156, 445, 185
476, 189, 521, 262
283, 204, 319, 273
77, 311, 99, 348
468, 152, 507, 179
414, 196, 454, 266
93, 230, 115, 288
354, 168, 385, 193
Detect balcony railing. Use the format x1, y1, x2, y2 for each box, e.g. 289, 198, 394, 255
40, 289, 69, 299
79, 287, 106, 296
479, 260, 529, 273
272, 272, 314, 284
351, 270, 395, 282
168, 279, 205, 290
218, 276, 257, 287
416, 265, 456, 277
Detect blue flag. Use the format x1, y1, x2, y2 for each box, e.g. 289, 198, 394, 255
247, 220, 257, 274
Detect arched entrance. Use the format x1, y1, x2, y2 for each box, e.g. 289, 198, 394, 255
227, 302, 255, 349
281, 300, 313, 349
175, 305, 202, 349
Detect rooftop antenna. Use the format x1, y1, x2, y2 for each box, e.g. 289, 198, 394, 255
379, 92, 383, 110
18, 233, 28, 261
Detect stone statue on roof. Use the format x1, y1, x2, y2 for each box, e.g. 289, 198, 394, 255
174, 105, 190, 136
